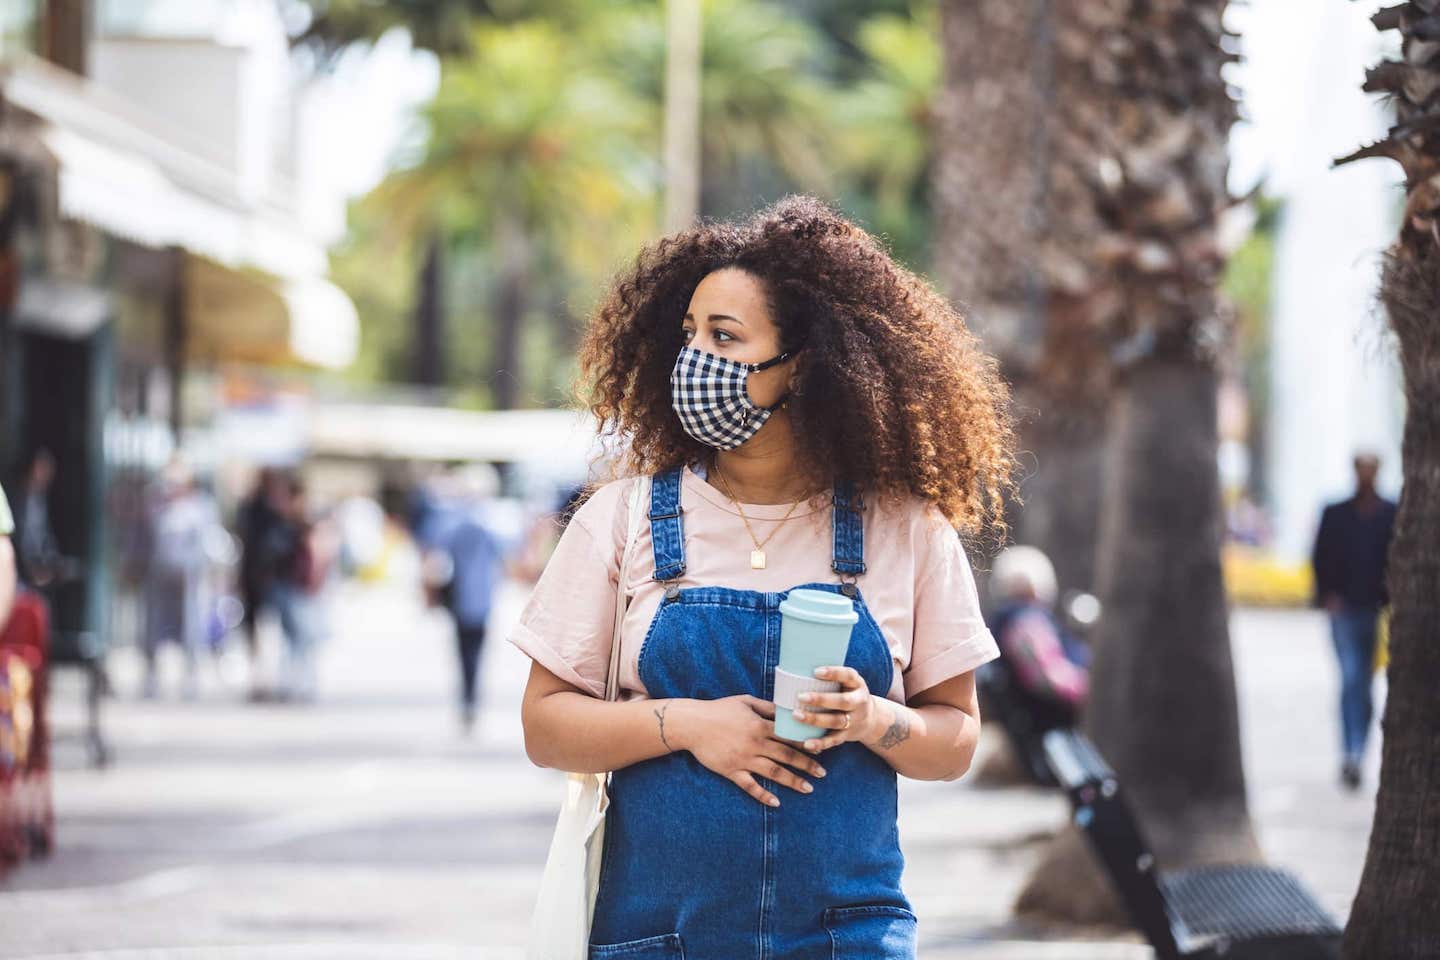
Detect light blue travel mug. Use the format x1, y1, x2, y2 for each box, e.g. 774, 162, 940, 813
773, 589, 859, 742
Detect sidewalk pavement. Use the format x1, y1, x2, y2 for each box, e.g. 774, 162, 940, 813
0, 578, 1374, 959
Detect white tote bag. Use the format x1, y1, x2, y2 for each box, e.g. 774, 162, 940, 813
526, 475, 648, 960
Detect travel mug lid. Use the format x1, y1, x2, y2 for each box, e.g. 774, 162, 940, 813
779, 587, 859, 626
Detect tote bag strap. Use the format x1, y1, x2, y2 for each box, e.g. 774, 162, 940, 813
604, 475, 649, 704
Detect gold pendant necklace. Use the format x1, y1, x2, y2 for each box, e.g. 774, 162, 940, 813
713, 463, 805, 569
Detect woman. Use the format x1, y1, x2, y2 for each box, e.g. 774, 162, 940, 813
511, 195, 1016, 959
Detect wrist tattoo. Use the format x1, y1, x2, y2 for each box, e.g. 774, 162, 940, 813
876, 712, 911, 750
655, 701, 675, 752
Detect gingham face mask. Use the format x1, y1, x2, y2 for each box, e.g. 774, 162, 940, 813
670, 345, 795, 451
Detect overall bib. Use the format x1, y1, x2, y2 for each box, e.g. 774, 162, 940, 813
588, 468, 916, 960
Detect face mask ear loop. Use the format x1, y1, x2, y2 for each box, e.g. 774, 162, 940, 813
748, 348, 801, 412
747, 349, 794, 373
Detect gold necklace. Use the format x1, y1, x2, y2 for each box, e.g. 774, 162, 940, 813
712, 463, 806, 570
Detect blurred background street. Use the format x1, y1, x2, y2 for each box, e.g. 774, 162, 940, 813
0, 0, 1432, 955
0, 571, 1376, 957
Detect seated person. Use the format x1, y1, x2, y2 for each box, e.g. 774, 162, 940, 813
987, 545, 1089, 731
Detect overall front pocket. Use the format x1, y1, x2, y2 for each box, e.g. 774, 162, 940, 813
823, 904, 917, 960
588, 932, 685, 960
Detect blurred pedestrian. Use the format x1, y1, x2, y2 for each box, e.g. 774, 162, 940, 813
236, 468, 287, 699
986, 546, 1089, 732
272, 477, 335, 703
334, 491, 386, 578
141, 458, 224, 699
0, 483, 15, 628
1311, 451, 1396, 790
12, 449, 71, 589
431, 465, 510, 734
408, 468, 456, 554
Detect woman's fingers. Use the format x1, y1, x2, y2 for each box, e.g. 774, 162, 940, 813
752, 757, 814, 796
816, 665, 865, 690
763, 740, 827, 780
742, 695, 777, 719
803, 732, 849, 753
791, 706, 849, 730
731, 771, 780, 807
797, 689, 865, 711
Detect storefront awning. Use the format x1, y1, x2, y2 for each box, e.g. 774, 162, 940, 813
2, 56, 357, 369
4, 56, 328, 279
38, 125, 324, 279
185, 257, 358, 370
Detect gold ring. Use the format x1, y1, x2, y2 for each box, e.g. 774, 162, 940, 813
842, 714, 851, 731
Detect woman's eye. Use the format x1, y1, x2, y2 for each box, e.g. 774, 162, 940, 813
681, 327, 694, 342
714, 329, 735, 343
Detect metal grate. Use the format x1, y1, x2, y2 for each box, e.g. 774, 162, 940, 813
1162, 865, 1341, 942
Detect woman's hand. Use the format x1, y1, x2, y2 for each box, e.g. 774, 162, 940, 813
791, 665, 883, 753
672, 695, 828, 807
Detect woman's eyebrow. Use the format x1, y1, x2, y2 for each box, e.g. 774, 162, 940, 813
683, 312, 744, 326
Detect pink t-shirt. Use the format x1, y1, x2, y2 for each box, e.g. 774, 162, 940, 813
507, 466, 999, 705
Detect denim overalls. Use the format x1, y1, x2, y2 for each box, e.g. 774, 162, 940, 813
588, 468, 917, 959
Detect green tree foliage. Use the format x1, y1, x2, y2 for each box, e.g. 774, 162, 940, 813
309, 0, 947, 401
339, 17, 658, 405
285, 0, 595, 57
826, 5, 940, 269
1220, 193, 1280, 502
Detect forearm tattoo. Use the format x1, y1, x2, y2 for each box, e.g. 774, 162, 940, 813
876, 711, 912, 749
654, 701, 675, 752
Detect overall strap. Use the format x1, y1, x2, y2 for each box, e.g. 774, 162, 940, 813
648, 467, 687, 582
831, 479, 867, 577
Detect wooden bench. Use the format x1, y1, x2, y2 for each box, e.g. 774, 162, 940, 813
1042, 728, 1342, 960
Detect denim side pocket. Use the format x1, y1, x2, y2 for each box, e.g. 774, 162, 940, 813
589, 931, 685, 959
823, 904, 917, 959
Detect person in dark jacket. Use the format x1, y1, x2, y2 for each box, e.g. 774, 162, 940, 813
1311, 451, 1396, 790
236, 468, 286, 699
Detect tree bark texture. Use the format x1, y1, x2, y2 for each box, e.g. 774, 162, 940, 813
1010, 0, 1259, 924
935, 0, 1113, 596
1341, 248, 1440, 958
492, 211, 529, 410
412, 232, 445, 388
1334, 6, 1440, 951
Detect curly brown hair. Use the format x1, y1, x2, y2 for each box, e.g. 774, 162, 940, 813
576, 194, 1018, 545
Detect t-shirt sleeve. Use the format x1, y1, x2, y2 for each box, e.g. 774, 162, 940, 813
903, 512, 999, 699
506, 491, 621, 698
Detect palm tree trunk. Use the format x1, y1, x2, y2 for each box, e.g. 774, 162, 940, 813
1334, 10, 1440, 949
1006, 0, 1260, 924
492, 211, 529, 410
1006, 403, 1105, 597
412, 232, 445, 388
1089, 358, 1255, 857
663, 0, 702, 234
934, 1, 1114, 597
40, 0, 89, 76
1018, 357, 1259, 924
1341, 246, 1440, 958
